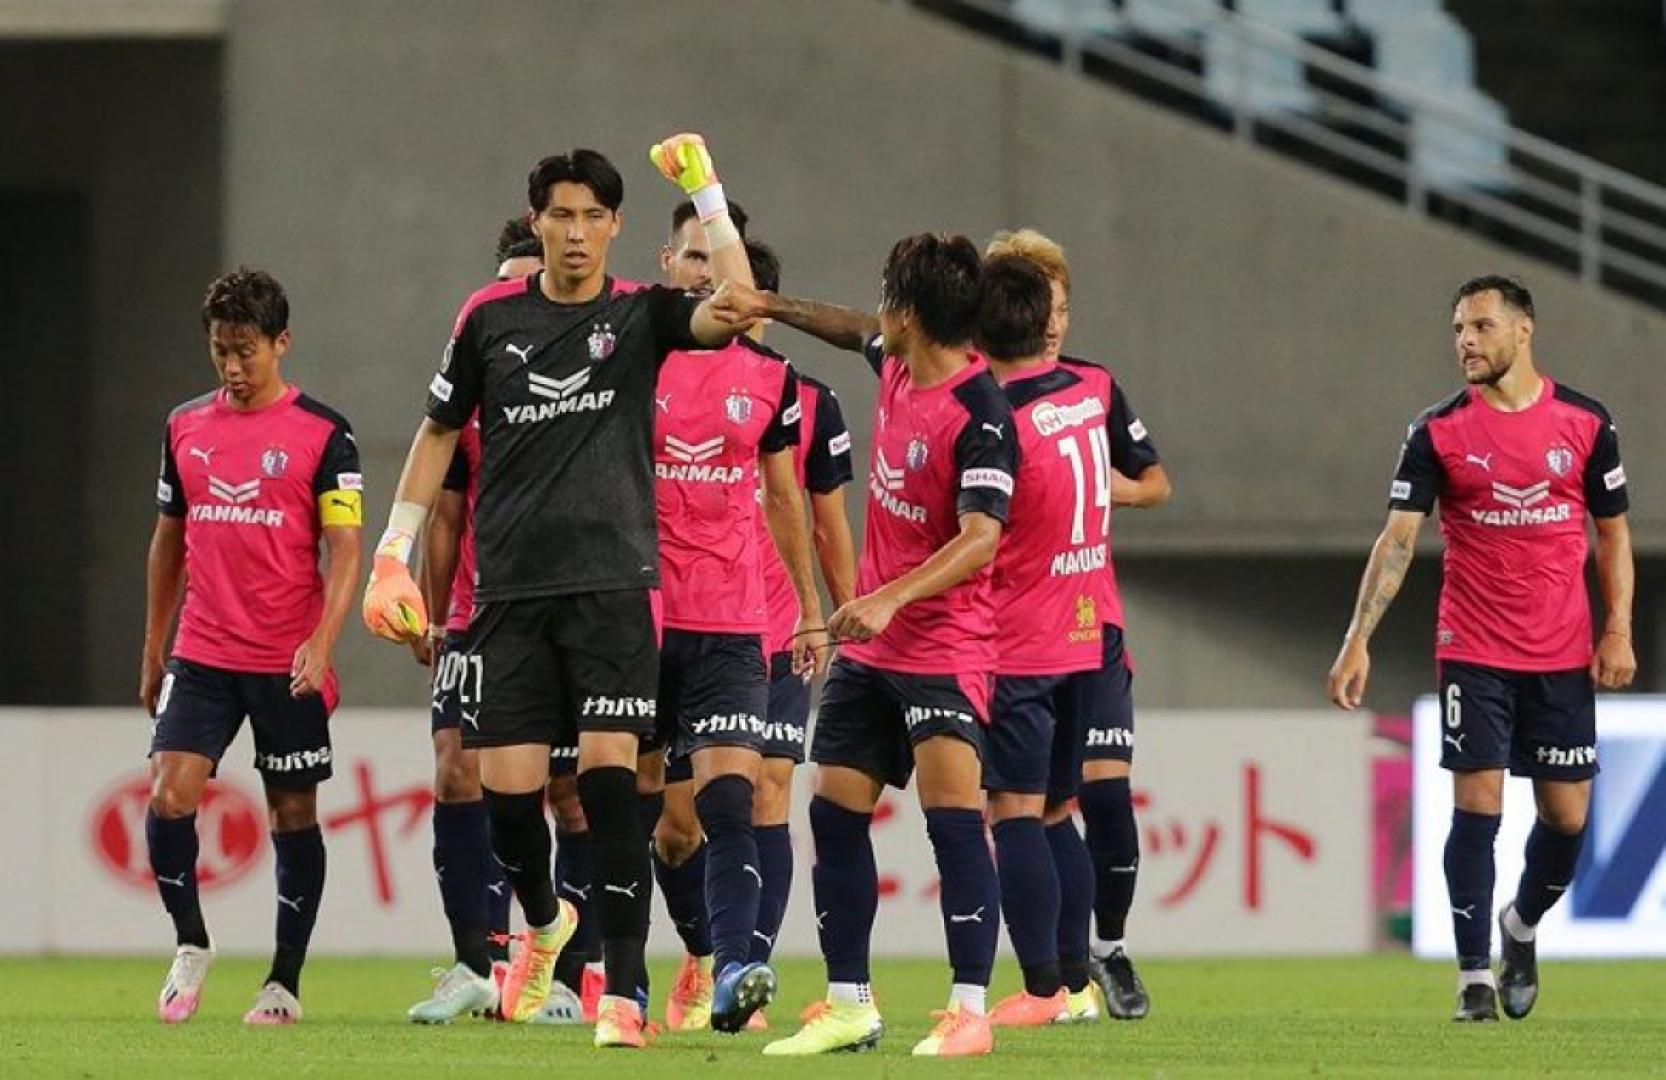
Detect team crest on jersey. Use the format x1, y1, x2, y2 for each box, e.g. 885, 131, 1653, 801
905, 436, 929, 472
1545, 446, 1574, 477
588, 322, 617, 361
725, 389, 753, 425
260, 446, 289, 478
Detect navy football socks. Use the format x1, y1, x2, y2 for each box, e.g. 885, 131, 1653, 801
146, 810, 209, 949
578, 767, 651, 998
750, 823, 794, 963
926, 807, 1000, 989
994, 816, 1062, 996
268, 825, 326, 996
696, 775, 761, 973
1080, 778, 1140, 943
809, 796, 877, 984
1515, 820, 1586, 926
1444, 808, 1501, 969
1047, 817, 1095, 993
652, 837, 712, 958
552, 828, 599, 989
432, 799, 492, 977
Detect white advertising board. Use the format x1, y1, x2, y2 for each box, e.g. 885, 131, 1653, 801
1413, 695, 1666, 959
0, 708, 1369, 957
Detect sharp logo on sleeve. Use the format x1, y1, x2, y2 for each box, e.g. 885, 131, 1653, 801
429, 373, 454, 402
1128, 418, 1149, 441
336, 472, 363, 491
960, 468, 1013, 496
503, 368, 615, 423
1605, 465, 1627, 491
829, 431, 852, 456
1390, 480, 1412, 501
157, 479, 173, 503
781, 400, 802, 427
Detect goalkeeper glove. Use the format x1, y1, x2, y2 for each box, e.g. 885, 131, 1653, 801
649, 132, 739, 249
362, 503, 428, 642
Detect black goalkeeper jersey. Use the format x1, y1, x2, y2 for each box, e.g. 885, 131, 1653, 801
426, 273, 700, 602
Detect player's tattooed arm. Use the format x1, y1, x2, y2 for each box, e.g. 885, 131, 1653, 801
708, 283, 879, 354
1328, 509, 1424, 709
1591, 513, 1637, 689
140, 515, 187, 716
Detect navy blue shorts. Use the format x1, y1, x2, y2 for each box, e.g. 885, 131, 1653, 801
1437, 661, 1598, 780
462, 591, 660, 751
809, 657, 989, 790
649, 629, 770, 762
151, 656, 336, 788
985, 673, 1069, 796
430, 631, 477, 734
763, 651, 810, 763
1042, 627, 1136, 801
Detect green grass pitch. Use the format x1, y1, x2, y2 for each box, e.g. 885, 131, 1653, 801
2, 955, 1663, 1077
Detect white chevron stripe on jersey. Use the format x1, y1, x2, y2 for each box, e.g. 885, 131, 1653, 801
664, 434, 725, 463
874, 448, 905, 491
1492, 480, 1551, 508
527, 368, 592, 400
207, 476, 262, 505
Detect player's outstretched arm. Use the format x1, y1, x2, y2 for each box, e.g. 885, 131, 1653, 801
1591, 513, 1636, 689
649, 132, 756, 346
363, 419, 461, 643
140, 514, 186, 716
293, 522, 362, 697
707, 283, 879, 355
1111, 463, 1172, 508
829, 511, 1002, 643
761, 449, 827, 675
810, 487, 859, 610
1327, 509, 1425, 710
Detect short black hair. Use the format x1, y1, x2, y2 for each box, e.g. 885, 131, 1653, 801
496, 216, 539, 263
1453, 274, 1534, 319
527, 149, 623, 213
670, 198, 749, 240
201, 267, 288, 338
976, 255, 1051, 361
880, 233, 983, 346
745, 238, 781, 293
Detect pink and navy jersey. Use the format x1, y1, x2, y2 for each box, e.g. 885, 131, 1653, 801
1390, 379, 1628, 671
440, 417, 482, 632
993, 359, 1160, 675
654, 337, 800, 633
157, 385, 362, 674
759, 373, 855, 655
839, 335, 1017, 676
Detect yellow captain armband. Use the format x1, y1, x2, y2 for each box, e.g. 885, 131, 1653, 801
318, 488, 364, 527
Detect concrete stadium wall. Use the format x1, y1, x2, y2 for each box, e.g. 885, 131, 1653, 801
55, 0, 1666, 708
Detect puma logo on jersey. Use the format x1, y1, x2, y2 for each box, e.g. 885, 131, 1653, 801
188, 446, 215, 466
656, 393, 672, 413
505, 342, 535, 364
981, 422, 1005, 439
1465, 452, 1493, 472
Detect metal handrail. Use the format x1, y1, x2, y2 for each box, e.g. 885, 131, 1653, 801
904, 0, 1666, 300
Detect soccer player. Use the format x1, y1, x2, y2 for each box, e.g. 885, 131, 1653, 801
641, 209, 825, 1034
963, 251, 1156, 1027
363, 140, 756, 1048
712, 235, 1017, 1058
141, 268, 363, 1025
1328, 275, 1634, 1022
404, 219, 543, 1024
986, 229, 1168, 1021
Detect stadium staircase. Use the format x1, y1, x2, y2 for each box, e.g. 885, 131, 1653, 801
897, 0, 1666, 311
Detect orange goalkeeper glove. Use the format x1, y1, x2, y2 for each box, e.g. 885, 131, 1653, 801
362, 509, 428, 642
